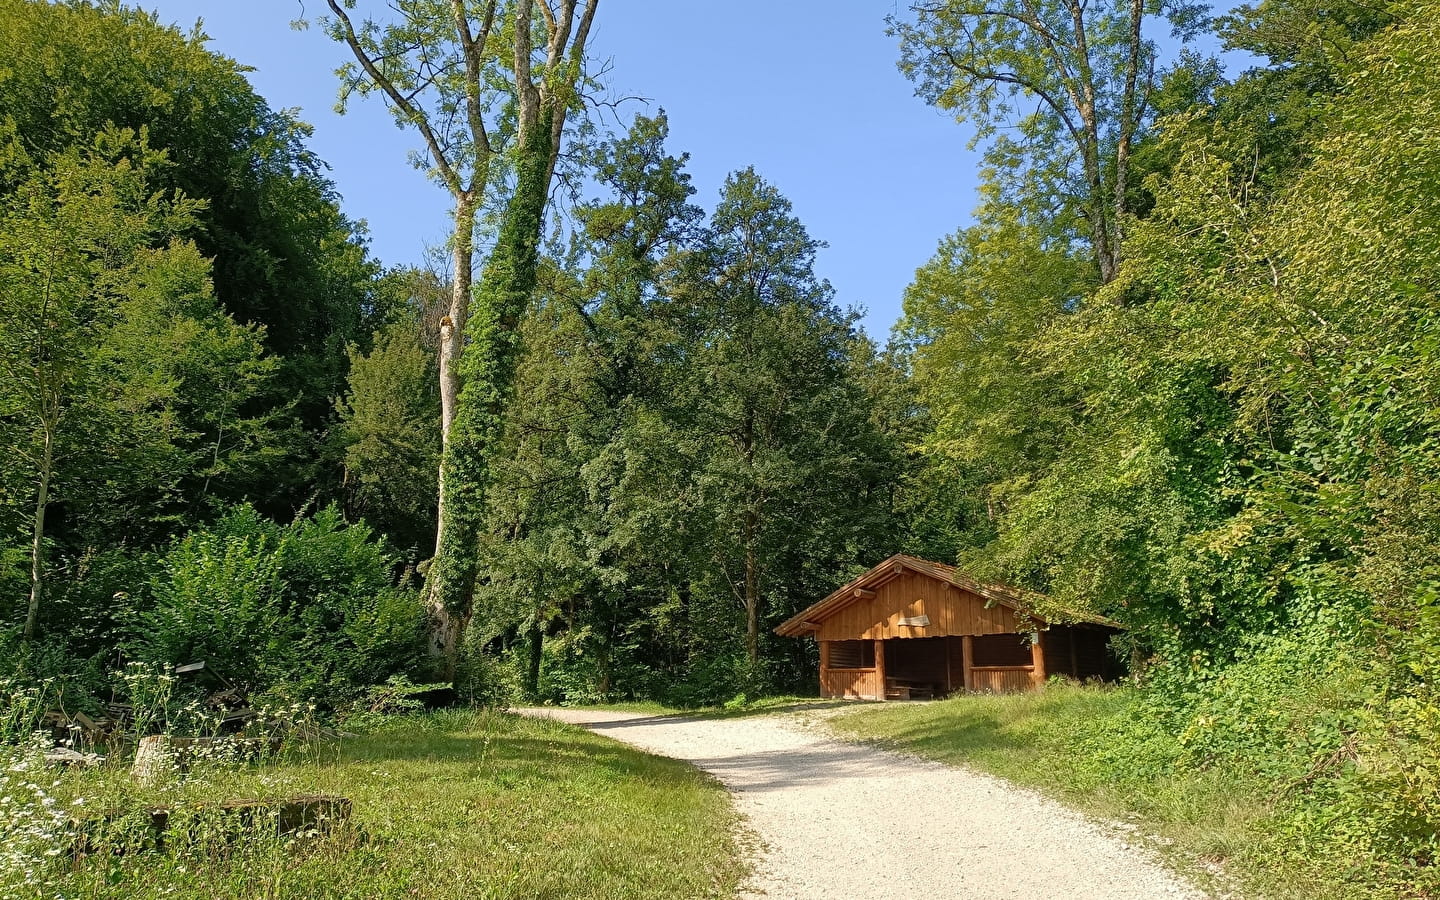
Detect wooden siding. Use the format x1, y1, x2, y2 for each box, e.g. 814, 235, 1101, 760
820, 666, 883, 700
970, 666, 1035, 693
814, 572, 1023, 642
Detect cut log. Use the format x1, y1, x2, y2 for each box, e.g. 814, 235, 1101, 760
45, 748, 105, 767
131, 735, 284, 783
72, 795, 352, 856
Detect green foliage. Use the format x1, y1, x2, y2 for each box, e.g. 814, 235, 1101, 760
126, 506, 425, 709
890, 0, 1208, 280
474, 117, 908, 704
342, 675, 455, 732
0, 125, 281, 642
453, 640, 521, 709
0, 0, 389, 518
336, 279, 443, 556
0, 0, 403, 712
896, 0, 1440, 892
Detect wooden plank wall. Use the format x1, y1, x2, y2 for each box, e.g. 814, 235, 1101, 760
970, 668, 1034, 693
814, 572, 1021, 641
820, 666, 882, 700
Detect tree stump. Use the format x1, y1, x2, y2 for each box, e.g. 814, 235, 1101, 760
131, 735, 175, 784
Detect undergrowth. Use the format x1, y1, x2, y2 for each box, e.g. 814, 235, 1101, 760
830, 672, 1436, 900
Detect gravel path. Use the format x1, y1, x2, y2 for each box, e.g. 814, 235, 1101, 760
519, 706, 1206, 900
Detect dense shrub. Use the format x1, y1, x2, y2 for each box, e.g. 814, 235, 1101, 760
125, 505, 425, 710
0, 632, 109, 721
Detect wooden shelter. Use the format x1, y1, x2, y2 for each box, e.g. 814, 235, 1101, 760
775, 555, 1118, 699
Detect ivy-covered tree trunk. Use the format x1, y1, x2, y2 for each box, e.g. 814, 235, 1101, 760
427, 116, 555, 666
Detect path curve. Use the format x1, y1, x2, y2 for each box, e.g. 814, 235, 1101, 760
519, 706, 1204, 900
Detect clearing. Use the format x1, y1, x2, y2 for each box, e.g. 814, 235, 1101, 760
522, 705, 1204, 900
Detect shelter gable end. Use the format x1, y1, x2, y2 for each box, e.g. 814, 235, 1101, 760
814, 571, 1020, 640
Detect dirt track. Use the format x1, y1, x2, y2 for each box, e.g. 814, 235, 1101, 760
519, 706, 1205, 900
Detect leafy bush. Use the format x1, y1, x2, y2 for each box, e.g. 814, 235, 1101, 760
356, 675, 448, 715
0, 632, 108, 723
453, 642, 520, 709
125, 505, 426, 710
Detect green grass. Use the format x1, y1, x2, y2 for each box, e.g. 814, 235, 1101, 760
43, 710, 745, 899
825, 683, 1366, 900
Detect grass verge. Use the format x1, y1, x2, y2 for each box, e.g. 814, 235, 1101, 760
41, 709, 744, 899
825, 683, 1369, 900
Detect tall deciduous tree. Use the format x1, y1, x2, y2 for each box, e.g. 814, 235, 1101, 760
684, 169, 899, 675
0, 0, 387, 516
891, 0, 1204, 284
322, 0, 505, 508
323, 0, 600, 668
0, 129, 273, 640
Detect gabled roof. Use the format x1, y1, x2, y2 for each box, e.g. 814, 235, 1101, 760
773, 554, 1118, 637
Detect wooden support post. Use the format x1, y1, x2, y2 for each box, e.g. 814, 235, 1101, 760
961, 635, 974, 693
1068, 628, 1079, 678
819, 640, 829, 698
874, 639, 886, 701
1030, 631, 1047, 689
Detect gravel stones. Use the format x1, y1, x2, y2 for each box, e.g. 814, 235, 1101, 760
520, 706, 1206, 900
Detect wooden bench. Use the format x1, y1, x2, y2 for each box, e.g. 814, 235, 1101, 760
885, 678, 936, 700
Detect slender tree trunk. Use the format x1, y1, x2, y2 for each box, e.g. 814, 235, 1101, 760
1109, 0, 1146, 299
738, 400, 761, 669
427, 196, 477, 659
743, 508, 760, 667
526, 621, 543, 698
23, 428, 54, 642
439, 196, 477, 441
597, 636, 611, 698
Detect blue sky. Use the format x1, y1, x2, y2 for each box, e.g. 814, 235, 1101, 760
138, 3, 1242, 338
138, 1, 984, 338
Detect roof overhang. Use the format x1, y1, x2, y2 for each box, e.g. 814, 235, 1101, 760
773, 554, 1120, 637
